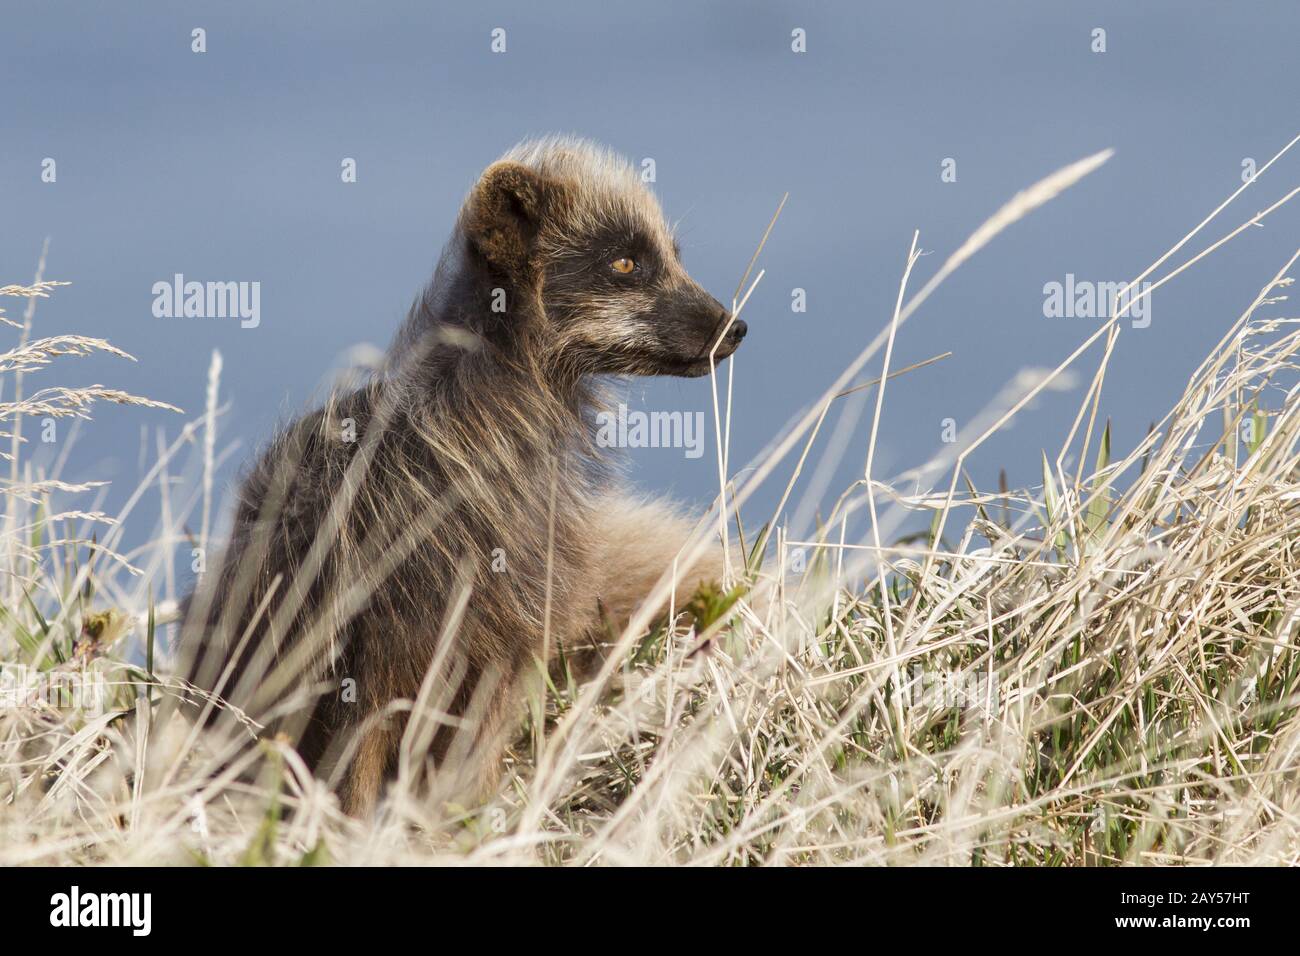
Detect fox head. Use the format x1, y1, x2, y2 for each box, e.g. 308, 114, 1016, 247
455, 137, 746, 378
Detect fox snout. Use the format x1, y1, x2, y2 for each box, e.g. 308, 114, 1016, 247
660, 286, 747, 375
721, 316, 748, 349
707, 309, 747, 358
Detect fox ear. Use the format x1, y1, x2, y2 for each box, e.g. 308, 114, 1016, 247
464, 161, 552, 277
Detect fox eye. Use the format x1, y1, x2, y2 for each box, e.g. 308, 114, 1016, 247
610, 257, 636, 274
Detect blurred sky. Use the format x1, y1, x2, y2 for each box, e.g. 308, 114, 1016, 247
2, 0, 1298, 554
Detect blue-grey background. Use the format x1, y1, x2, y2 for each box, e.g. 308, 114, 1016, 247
2, 0, 1298, 561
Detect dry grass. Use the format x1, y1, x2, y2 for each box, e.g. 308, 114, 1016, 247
3, 138, 1300, 865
